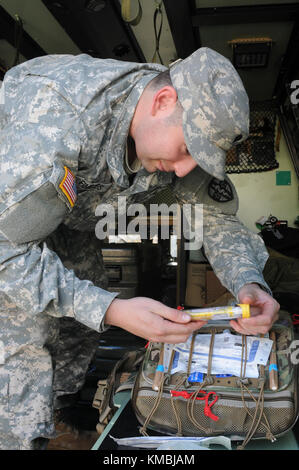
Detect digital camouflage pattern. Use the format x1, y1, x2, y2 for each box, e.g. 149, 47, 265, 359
170, 47, 249, 181
0, 51, 270, 449
45, 225, 109, 408
172, 167, 270, 296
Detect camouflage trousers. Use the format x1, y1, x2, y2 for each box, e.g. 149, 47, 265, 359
0, 224, 108, 450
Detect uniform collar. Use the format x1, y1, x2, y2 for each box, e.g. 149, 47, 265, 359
106, 73, 159, 188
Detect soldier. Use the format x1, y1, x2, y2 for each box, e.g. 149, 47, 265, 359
0, 47, 279, 449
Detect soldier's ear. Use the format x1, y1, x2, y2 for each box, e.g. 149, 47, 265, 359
151, 86, 177, 117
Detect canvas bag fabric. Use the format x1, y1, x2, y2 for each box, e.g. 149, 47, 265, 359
131, 311, 298, 449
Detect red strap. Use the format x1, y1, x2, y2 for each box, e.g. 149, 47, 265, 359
203, 392, 219, 421
170, 390, 219, 422
171, 390, 192, 400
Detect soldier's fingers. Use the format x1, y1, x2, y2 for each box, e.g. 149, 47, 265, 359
149, 319, 206, 344
149, 301, 193, 323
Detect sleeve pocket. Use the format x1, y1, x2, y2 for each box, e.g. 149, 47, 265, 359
0, 176, 69, 245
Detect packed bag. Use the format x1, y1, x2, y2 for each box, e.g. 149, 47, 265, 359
131, 311, 298, 449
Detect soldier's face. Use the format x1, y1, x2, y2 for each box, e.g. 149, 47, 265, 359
130, 85, 198, 178
134, 118, 197, 178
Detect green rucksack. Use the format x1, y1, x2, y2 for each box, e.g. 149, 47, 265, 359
131, 311, 298, 449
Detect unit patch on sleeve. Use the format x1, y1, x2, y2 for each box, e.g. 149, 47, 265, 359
59, 166, 77, 208
208, 178, 234, 203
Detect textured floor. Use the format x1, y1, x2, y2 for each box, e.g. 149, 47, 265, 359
47, 406, 100, 450
47, 422, 99, 450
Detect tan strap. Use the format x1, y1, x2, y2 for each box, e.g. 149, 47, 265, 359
140, 371, 166, 436
237, 335, 275, 449
186, 329, 216, 435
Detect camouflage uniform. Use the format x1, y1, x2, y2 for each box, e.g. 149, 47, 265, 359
0, 49, 269, 449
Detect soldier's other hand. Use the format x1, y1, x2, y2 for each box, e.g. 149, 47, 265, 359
230, 283, 280, 336
104, 297, 206, 344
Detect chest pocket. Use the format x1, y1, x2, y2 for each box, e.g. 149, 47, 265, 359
76, 176, 113, 194
63, 178, 119, 232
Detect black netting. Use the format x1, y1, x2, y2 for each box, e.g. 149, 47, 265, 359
225, 100, 279, 174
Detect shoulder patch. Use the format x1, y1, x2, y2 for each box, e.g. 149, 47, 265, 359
208, 178, 234, 203
59, 166, 77, 208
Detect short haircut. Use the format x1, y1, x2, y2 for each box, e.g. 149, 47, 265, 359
147, 69, 173, 92
146, 70, 183, 127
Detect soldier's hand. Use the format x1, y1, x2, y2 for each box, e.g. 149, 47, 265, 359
230, 283, 280, 336
104, 297, 206, 344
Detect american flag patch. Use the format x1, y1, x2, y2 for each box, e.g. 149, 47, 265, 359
59, 166, 77, 207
